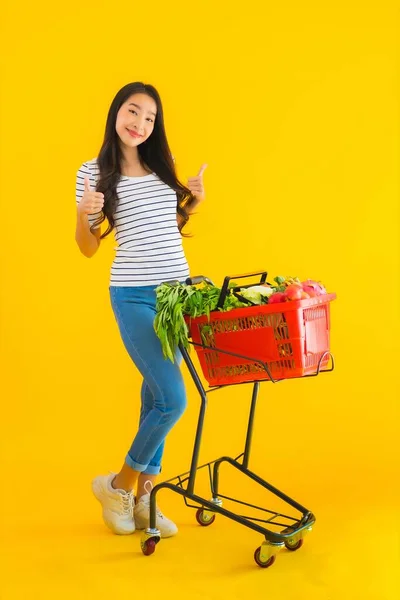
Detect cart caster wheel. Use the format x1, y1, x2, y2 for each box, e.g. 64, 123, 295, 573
254, 540, 284, 568
142, 538, 157, 556
285, 538, 304, 551
140, 530, 161, 556
196, 508, 216, 526
254, 547, 276, 569
281, 524, 312, 551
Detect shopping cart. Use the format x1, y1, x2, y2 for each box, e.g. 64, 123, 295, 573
141, 271, 336, 568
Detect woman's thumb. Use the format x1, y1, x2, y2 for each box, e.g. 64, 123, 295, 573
84, 176, 91, 192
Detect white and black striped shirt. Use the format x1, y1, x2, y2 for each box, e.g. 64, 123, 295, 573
76, 158, 190, 287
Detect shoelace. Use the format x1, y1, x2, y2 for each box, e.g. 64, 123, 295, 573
144, 479, 153, 496
120, 492, 134, 516
143, 479, 164, 519
155, 505, 164, 519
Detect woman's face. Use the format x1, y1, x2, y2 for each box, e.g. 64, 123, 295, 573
115, 93, 157, 148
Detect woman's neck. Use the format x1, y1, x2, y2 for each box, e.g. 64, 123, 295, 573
121, 156, 141, 168
120, 143, 142, 167
119, 146, 152, 176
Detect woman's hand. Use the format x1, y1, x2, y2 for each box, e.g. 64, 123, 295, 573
78, 177, 104, 216
187, 164, 208, 204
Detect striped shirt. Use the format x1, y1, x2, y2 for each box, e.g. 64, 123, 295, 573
76, 158, 190, 287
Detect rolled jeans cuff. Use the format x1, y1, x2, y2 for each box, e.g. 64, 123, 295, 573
125, 454, 162, 475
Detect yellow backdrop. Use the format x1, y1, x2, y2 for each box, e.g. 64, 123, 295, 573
1, 1, 398, 598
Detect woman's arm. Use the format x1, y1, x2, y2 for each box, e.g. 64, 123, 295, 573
177, 163, 208, 225
75, 208, 101, 258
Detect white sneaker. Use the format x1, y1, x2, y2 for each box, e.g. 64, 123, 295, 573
134, 480, 178, 538
92, 472, 135, 535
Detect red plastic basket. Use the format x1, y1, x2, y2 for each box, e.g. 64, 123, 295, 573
184, 294, 336, 385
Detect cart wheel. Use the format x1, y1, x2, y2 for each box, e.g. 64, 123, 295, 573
141, 538, 157, 556
140, 532, 160, 557
196, 508, 216, 526
285, 538, 304, 552
254, 547, 276, 569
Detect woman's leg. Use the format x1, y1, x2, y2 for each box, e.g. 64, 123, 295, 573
135, 347, 184, 498
110, 286, 187, 480
139, 380, 154, 425
137, 473, 158, 501
135, 381, 164, 498
112, 463, 140, 492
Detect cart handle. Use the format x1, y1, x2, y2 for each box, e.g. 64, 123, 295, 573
217, 271, 268, 309
160, 276, 216, 287
185, 275, 215, 286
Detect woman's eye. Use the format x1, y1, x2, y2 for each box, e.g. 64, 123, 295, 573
129, 109, 153, 123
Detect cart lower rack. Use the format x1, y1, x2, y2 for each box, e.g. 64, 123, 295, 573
140, 272, 336, 568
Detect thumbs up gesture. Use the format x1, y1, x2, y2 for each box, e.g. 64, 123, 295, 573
78, 176, 105, 216
187, 163, 208, 204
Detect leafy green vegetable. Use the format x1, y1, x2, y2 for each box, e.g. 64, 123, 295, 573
154, 281, 246, 362
274, 276, 286, 285
238, 285, 274, 304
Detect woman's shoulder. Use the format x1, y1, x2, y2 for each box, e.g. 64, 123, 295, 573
77, 158, 99, 183
77, 157, 98, 171
86, 157, 99, 172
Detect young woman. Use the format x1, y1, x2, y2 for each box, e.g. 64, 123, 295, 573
75, 81, 207, 538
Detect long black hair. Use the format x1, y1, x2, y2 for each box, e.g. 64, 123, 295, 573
91, 82, 196, 239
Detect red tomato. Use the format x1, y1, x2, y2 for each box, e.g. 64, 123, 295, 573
284, 284, 303, 301
268, 292, 286, 304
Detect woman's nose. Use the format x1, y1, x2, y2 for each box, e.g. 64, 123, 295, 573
134, 119, 146, 133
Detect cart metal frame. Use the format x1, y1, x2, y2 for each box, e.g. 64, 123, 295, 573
140, 274, 335, 567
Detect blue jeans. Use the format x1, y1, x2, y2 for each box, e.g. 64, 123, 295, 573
109, 285, 187, 475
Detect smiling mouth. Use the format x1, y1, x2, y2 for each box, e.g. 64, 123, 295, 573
127, 129, 142, 138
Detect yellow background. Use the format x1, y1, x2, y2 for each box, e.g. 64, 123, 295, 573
1, 0, 399, 598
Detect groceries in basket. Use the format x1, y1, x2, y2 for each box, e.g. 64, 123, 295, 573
238, 276, 328, 305
154, 273, 333, 365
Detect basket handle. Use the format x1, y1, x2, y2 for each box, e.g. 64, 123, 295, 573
161, 276, 216, 286
216, 270, 268, 309
160, 279, 183, 286
185, 275, 215, 286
